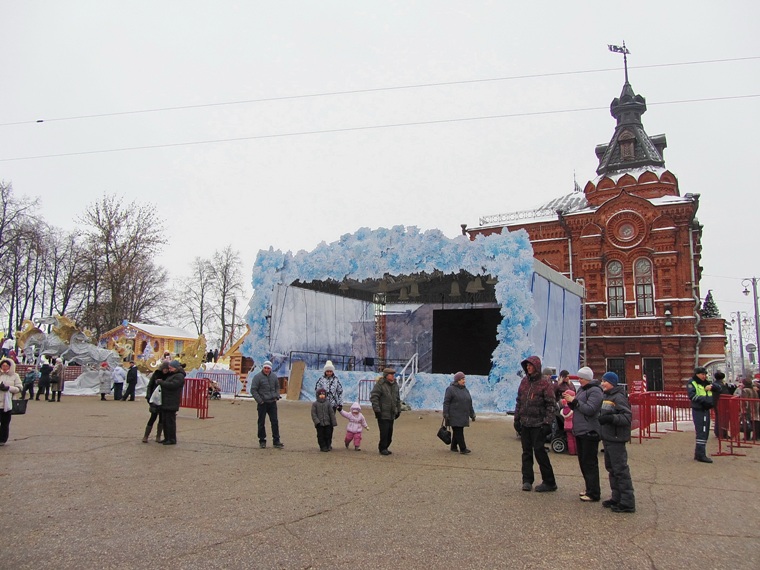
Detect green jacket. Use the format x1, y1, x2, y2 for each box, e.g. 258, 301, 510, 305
370, 377, 401, 420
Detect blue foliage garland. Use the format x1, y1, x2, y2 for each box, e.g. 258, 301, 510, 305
243, 226, 536, 386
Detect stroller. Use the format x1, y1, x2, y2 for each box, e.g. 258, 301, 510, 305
208, 380, 222, 400
547, 413, 569, 454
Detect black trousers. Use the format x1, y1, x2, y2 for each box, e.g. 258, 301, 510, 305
520, 426, 555, 486
377, 418, 394, 451
113, 383, 124, 401
22, 383, 35, 400
0, 410, 11, 443
257, 401, 281, 443
161, 410, 177, 443
122, 383, 136, 401
35, 382, 50, 400
603, 441, 635, 508
576, 434, 601, 499
315, 425, 334, 450
451, 426, 468, 451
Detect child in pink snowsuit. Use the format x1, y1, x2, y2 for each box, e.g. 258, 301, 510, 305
340, 402, 369, 451
560, 389, 577, 455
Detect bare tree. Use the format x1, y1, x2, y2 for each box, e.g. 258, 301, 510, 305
45, 228, 88, 320
172, 257, 215, 335
78, 195, 167, 337
211, 245, 243, 353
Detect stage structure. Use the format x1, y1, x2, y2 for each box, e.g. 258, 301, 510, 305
243, 226, 583, 412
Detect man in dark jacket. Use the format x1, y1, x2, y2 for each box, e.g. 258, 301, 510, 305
157, 360, 185, 445
122, 360, 138, 401
564, 366, 603, 502
370, 368, 401, 456
514, 355, 557, 492
599, 371, 635, 513
688, 367, 713, 463
250, 360, 284, 449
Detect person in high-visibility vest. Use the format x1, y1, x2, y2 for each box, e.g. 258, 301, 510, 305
687, 367, 714, 463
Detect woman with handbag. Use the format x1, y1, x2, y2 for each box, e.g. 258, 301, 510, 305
0, 358, 23, 446
142, 362, 167, 443
442, 371, 476, 454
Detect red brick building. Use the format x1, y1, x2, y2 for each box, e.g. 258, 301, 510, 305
466, 80, 726, 390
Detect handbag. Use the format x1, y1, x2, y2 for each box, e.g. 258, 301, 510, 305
437, 418, 452, 445
149, 385, 162, 406
11, 398, 28, 415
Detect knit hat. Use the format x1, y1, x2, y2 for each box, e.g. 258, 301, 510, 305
542, 367, 553, 377
316, 388, 327, 397
576, 366, 594, 381
262, 360, 273, 369
169, 359, 182, 369
324, 360, 335, 373
454, 371, 465, 382
602, 371, 619, 386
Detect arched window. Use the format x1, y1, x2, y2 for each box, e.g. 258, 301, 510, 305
606, 260, 625, 318
634, 258, 654, 316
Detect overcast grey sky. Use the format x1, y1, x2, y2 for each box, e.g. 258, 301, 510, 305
1, 1, 758, 332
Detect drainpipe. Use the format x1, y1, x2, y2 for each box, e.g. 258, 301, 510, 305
688, 195, 702, 368
557, 210, 573, 280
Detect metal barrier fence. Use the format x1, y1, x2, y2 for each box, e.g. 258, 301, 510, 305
358, 379, 375, 405
180, 377, 212, 419
629, 392, 693, 444
714, 397, 760, 457
187, 370, 239, 395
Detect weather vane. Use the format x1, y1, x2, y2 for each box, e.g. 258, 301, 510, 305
608, 41, 630, 83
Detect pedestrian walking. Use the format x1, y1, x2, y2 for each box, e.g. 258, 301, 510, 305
49, 357, 64, 402
563, 366, 603, 502
250, 361, 284, 449
99, 362, 112, 400
157, 360, 185, 445
598, 371, 636, 513
111, 363, 126, 401
36, 358, 52, 401
514, 355, 557, 492
370, 368, 401, 456
442, 371, 476, 454
688, 367, 714, 463
142, 363, 167, 443
339, 402, 369, 451
21, 367, 39, 400
311, 388, 337, 451
0, 358, 23, 446
315, 360, 344, 412
122, 360, 138, 401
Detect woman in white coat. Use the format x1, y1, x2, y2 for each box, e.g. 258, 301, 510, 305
0, 358, 23, 445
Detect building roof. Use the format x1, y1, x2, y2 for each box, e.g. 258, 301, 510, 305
100, 322, 198, 340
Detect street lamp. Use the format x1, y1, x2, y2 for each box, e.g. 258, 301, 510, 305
731, 312, 749, 379
742, 277, 760, 375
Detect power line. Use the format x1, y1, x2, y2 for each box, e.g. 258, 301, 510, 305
1, 56, 757, 127
1, 93, 757, 163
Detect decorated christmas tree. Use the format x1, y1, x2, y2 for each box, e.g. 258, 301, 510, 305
701, 290, 720, 318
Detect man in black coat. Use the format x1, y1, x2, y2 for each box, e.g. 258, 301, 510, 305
157, 360, 185, 445
122, 360, 138, 401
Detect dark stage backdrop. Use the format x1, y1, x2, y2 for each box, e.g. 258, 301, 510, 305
432, 308, 501, 375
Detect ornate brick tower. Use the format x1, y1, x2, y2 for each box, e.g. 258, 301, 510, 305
466, 80, 726, 390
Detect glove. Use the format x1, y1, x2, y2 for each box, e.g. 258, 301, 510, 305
541, 423, 552, 437
598, 414, 613, 425
336, 405, 342, 412
471, 415, 476, 422
375, 411, 381, 420
0, 383, 8, 392
514, 419, 522, 434
394, 412, 400, 419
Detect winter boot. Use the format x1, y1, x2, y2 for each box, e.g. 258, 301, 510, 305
142, 426, 152, 443
695, 444, 713, 463
56, 392, 61, 402
156, 426, 163, 442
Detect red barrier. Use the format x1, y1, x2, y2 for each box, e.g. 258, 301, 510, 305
180, 377, 212, 419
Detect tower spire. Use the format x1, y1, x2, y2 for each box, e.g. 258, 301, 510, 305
608, 41, 630, 83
